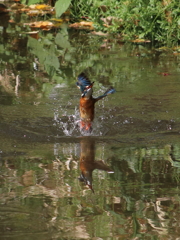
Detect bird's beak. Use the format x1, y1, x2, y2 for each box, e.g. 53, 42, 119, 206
85, 82, 94, 90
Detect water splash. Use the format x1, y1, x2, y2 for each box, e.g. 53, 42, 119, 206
54, 107, 79, 136
53, 107, 111, 137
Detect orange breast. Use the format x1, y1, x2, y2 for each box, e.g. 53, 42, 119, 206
80, 97, 95, 122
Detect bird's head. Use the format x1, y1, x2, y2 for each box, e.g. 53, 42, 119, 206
81, 83, 94, 98
76, 73, 94, 98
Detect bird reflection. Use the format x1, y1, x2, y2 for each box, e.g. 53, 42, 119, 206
76, 72, 115, 132
79, 138, 114, 192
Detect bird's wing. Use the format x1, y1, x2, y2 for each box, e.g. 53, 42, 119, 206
95, 87, 115, 101
76, 73, 93, 93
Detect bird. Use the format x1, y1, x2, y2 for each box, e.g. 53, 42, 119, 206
79, 138, 114, 192
76, 72, 115, 132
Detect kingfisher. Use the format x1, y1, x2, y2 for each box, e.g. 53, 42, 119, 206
79, 138, 114, 192
76, 72, 115, 132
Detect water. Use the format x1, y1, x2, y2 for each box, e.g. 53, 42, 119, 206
1, 6, 180, 239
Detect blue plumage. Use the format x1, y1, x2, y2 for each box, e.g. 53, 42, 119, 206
77, 72, 115, 99
76, 73, 93, 93
76, 72, 115, 132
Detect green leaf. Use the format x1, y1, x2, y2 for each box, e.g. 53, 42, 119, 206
55, 0, 71, 17
26, 0, 43, 5
21, 0, 26, 4
28, 37, 59, 78
139, 33, 145, 39
55, 31, 71, 49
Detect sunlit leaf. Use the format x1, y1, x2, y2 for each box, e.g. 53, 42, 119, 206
101, 16, 123, 26
35, 4, 51, 10
55, 0, 71, 17
24, 21, 55, 30
50, 18, 64, 26
24, 30, 39, 34
29, 4, 51, 10
91, 31, 108, 36
50, 18, 64, 23
158, 46, 171, 51
27, 10, 41, 15
27, 4, 54, 16
11, 3, 26, 9
69, 21, 94, 30
138, 33, 145, 39
29, 4, 38, 9
132, 39, 151, 43
173, 46, 180, 52
24, 31, 40, 39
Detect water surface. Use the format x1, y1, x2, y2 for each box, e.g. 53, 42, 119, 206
1, 8, 180, 239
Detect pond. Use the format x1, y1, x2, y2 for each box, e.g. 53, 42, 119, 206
1, 7, 180, 240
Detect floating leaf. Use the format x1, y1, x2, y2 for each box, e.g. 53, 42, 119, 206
29, 4, 51, 10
